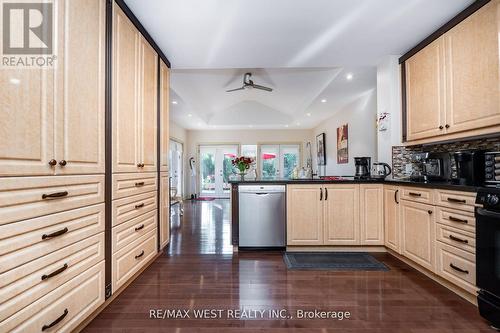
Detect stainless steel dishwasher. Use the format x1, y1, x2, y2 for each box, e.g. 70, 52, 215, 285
238, 185, 286, 248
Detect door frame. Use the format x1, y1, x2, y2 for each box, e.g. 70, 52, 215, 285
169, 137, 184, 198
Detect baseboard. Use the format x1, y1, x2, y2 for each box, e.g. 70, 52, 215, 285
73, 250, 163, 333
386, 249, 477, 306
286, 246, 387, 252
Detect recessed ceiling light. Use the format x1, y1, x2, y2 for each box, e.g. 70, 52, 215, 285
346, 73, 353, 80
321, 99, 327, 103
187, 113, 192, 117
10, 78, 20, 85
306, 113, 311, 117
172, 100, 178, 105
284, 124, 289, 128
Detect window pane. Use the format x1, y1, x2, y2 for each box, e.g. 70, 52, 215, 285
241, 145, 257, 158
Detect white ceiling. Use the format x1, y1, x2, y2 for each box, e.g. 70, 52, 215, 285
124, 0, 473, 68
124, 0, 473, 130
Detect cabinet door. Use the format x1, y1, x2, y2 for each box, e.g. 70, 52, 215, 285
324, 185, 360, 245
384, 186, 400, 253
401, 200, 435, 272
286, 185, 323, 245
139, 38, 158, 172
113, 5, 140, 173
360, 184, 384, 245
405, 38, 445, 141
160, 172, 170, 249
160, 61, 170, 172
55, 0, 105, 175
444, 0, 500, 134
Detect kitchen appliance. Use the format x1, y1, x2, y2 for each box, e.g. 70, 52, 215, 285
238, 185, 285, 248
485, 152, 500, 187
475, 188, 500, 329
371, 162, 392, 179
354, 157, 371, 179
422, 152, 452, 181
452, 150, 484, 186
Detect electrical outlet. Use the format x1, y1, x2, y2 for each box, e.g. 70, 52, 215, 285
405, 164, 413, 174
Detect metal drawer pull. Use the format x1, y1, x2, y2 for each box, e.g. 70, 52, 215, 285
447, 197, 466, 204
135, 182, 145, 187
42, 191, 69, 199
135, 203, 145, 209
135, 224, 145, 231
408, 192, 422, 197
325, 188, 328, 200
41, 263, 68, 281
449, 263, 469, 274
449, 234, 468, 244
448, 216, 468, 224
42, 309, 68, 331
42, 227, 69, 240
319, 188, 323, 201
135, 250, 145, 259
394, 189, 399, 204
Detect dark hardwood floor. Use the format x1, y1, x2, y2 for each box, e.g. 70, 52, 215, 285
83, 200, 494, 332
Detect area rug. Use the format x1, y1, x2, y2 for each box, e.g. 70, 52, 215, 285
283, 252, 389, 271
194, 197, 216, 201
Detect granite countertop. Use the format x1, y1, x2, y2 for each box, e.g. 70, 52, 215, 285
229, 176, 480, 192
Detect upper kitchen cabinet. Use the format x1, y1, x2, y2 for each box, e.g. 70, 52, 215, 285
113, 4, 158, 173
55, 0, 105, 175
160, 61, 170, 172
403, 0, 500, 144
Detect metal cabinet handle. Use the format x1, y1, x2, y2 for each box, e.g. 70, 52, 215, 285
135, 250, 145, 259
448, 216, 468, 224
59, 160, 67, 166
447, 197, 466, 204
394, 189, 399, 204
445, 124, 450, 129
135, 224, 145, 231
42, 191, 69, 199
42, 227, 69, 240
41, 263, 68, 281
320, 188, 323, 201
48, 159, 57, 166
42, 309, 68, 331
324, 188, 328, 201
135, 182, 145, 187
449, 263, 468, 274
428, 210, 433, 215
449, 234, 468, 244
439, 125, 444, 130
135, 203, 145, 209
137, 163, 145, 168
409, 192, 422, 197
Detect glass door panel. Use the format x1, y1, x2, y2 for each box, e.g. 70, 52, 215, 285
200, 146, 216, 196
200, 145, 238, 198
280, 145, 300, 179
260, 145, 279, 178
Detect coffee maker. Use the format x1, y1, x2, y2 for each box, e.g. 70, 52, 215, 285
354, 157, 371, 179
452, 150, 484, 185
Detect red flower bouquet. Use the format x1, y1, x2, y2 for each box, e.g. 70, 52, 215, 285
232, 156, 254, 174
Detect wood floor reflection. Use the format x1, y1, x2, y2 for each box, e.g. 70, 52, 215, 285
83, 200, 494, 332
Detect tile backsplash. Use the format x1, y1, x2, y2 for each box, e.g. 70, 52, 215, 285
392, 137, 500, 179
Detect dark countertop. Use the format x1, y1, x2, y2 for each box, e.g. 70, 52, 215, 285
229, 177, 479, 192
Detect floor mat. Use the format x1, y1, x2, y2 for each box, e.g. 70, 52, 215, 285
283, 252, 389, 271
194, 197, 216, 201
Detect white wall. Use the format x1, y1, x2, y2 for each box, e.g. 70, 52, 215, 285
170, 121, 187, 143
311, 89, 378, 176
376, 55, 402, 172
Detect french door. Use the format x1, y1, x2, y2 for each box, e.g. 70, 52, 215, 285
169, 139, 183, 197
260, 144, 300, 179
199, 145, 239, 198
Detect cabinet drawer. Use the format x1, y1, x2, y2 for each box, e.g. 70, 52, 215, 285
435, 189, 476, 212
436, 207, 475, 233
0, 233, 104, 322
112, 229, 157, 291
112, 209, 157, 253
112, 172, 157, 200
401, 187, 434, 204
112, 191, 157, 227
435, 242, 476, 294
436, 223, 475, 255
0, 175, 104, 225
0, 204, 104, 272
0, 261, 105, 333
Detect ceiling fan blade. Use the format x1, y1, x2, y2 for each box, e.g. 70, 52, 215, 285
252, 84, 273, 92
226, 87, 245, 92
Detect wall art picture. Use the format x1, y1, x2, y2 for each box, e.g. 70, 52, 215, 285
316, 133, 326, 166
337, 124, 348, 164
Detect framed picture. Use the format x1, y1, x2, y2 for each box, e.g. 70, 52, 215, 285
316, 133, 326, 166
337, 124, 348, 164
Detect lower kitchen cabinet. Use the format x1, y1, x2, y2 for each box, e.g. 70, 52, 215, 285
384, 185, 401, 253
287, 185, 324, 245
159, 172, 170, 249
323, 185, 360, 245
401, 200, 436, 272
360, 184, 384, 245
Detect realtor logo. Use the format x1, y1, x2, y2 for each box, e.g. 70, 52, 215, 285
1, 0, 56, 68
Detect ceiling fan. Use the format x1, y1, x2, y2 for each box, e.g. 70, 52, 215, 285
226, 72, 273, 93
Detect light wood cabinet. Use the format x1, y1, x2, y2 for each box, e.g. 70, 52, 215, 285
160, 61, 170, 172
360, 184, 384, 245
286, 185, 324, 245
401, 200, 435, 272
160, 172, 170, 249
383, 186, 401, 253
324, 185, 360, 245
